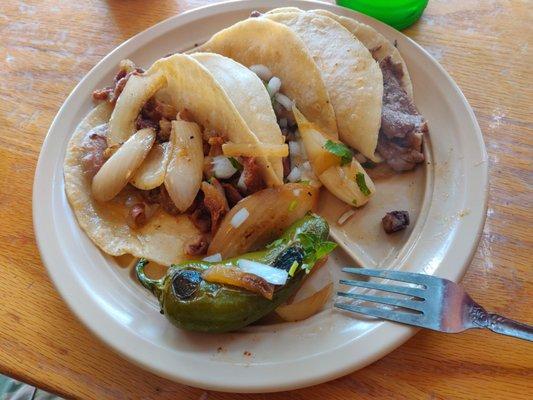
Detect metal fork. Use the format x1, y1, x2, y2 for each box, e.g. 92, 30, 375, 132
335, 268, 533, 341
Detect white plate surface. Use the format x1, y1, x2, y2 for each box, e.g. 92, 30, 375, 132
33, 0, 488, 393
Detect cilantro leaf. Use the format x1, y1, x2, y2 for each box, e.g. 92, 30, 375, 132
356, 173, 371, 196
228, 157, 242, 171
323, 140, 353, 166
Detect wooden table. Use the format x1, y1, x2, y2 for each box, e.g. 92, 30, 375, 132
1, 0, 532, 398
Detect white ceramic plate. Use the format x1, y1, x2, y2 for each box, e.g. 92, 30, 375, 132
33, 0, 488, 393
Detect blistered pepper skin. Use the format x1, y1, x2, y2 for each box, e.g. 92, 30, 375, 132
136, 214, 330, 333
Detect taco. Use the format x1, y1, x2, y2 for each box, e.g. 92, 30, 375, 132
263, 10, 384, 161
267, 7, 427, 171
64, 54, 298, 265
196, 17, 338, 139
311, 9, 426, 171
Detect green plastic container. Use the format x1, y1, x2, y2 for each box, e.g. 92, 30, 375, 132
336, 0, 429, 30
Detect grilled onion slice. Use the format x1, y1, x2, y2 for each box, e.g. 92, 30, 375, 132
164, 119, 204, 212
92, 128, 155, 202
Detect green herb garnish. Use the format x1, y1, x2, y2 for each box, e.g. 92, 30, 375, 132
323, 140, 353, 166
356, 172, 371, 196
298, 232, 337, 271
288, 200, 298, 212
228, 157, 243, 171
288, 261, 299, 277
266, 238, 283, 249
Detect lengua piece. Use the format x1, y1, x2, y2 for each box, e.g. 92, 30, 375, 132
135, 214, 335, 333
191, 52, 285, 181
265, 11, 383, 161
196, 17, 338, 139
63, 103, 203, 265
311, 9, 414, 99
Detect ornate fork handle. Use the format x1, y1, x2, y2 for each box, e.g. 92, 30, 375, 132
470, 303, 533, 341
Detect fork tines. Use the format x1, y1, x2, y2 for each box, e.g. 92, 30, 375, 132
335, 268, 430, 327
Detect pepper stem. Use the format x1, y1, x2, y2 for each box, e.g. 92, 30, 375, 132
135, 258, 164, 297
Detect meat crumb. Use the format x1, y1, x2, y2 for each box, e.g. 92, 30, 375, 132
185, 236, 208, 256
382, 211, 410, 234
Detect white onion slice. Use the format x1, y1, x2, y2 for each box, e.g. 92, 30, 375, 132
108, 70, 166, 145
319, 159, 375, 207
286, 166, 301, 182
230, 207, 249, 228
92, 128, 155, 202
249, 64, 273, 81
237, 259, 288, 285
164, 119, 204, 212
337, 209, 356, 226
237, 172, 247, 192
130, 142, 172, 190
212, 155, 237, 179
288, 141, 301, 157
274, 92, 294, 111
266, 76, 281, 97
203, 253, 222, 263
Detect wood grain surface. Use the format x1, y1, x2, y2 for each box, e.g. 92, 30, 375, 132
0, 0, 532, 399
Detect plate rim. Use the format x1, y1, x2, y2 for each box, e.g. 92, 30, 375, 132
32, 0, 488, 392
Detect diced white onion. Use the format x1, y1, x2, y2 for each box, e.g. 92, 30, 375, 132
287, 167, 301, 182
288, 141, 301, 157
267, 76, 282, 97
203, 253, 222, 263
212, 155, 237, 179
249, 64, 273, 81
237, 172, 247, 192
300, 161, 318, 182
293, 189, 301, 196
231, 207, 249, 228
354, 153, 367, 164
237, 259, 288, 285
274, 93, 294, 111
279, 118, 288, 129
337, 209, 356, 226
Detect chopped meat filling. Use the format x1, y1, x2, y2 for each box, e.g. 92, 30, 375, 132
222, 183, 243, 207
92, 61, 143, 104
136, 98, 177, 139
382, 210, 410, 233
240, 157, 266, 195
80, 124, 108, 178
126, 203, 148, 229
377, 57, 427, 171
201, 179, 229, 234
141, 186, 179, 216
185, 236, 209, 256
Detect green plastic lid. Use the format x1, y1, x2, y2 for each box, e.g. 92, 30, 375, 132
336, 0, 429, 30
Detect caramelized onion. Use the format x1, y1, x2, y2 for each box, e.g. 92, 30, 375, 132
202, 265, 275, 300
130, 142, 172, 190
164, 119, 204, 212
92, 128, 155, 202
208, 183, 318, 259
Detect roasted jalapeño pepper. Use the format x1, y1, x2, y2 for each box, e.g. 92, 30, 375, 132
135, 214, 334, 333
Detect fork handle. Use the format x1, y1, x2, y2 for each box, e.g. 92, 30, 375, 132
483, 314, 533, 341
